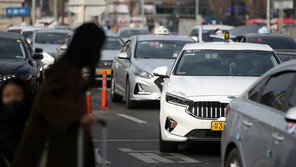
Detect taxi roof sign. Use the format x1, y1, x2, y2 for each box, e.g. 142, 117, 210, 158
224, 32, 230, 42
154, 26, 170, 35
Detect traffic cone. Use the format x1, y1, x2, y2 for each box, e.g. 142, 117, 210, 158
86, 89, 94, 116
100, 71, 109, 109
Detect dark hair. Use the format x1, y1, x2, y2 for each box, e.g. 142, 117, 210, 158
0, 77, 32, 111
51, 23, 106, 83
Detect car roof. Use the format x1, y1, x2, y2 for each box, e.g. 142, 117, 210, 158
192, 25, 234, 31
184, 42, 274, 51
0, 32, 23, 40
245, 34, 291, 39
35, 29, 72, 33
7, 26, 32, 30
118, 27, 149, 31
21, 27, 45, 32
136, 34, 194, 42
105, 31, 120, 37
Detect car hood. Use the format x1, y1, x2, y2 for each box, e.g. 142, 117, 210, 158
167, 76, 258, 97
101, 50, 120, 61
34, 43, 60, 54
0, 59, 31, 74
133, 59, 176, 74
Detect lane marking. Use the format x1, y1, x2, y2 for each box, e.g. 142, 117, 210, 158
94, 148, 111, 164
117, 114, 147, 124
119, 148, 201, 164
93, 139, 158, 142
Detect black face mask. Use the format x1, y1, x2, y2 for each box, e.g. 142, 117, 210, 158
3, 100, 26, 114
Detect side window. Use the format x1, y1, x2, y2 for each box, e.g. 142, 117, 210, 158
248, 77, 268, 101
190, 29, 199, 37
259, 72, 296, 111
287, 85, 296, 111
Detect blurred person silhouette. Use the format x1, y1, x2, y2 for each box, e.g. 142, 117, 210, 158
0, 78, 32, 167
13, 23, 105, 167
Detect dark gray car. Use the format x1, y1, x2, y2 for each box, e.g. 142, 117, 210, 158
222, 60, 296, 167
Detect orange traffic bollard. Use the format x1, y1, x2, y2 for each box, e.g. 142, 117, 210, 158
100, 71, 109, 109
86, 89, 94, 116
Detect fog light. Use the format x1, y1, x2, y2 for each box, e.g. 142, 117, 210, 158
165, 117, 178, 132
134, 83, 152, 95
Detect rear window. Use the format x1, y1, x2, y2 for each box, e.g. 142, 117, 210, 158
247, 36, 296, 49
103, 36, 123, 50
35, 32, 68, 44
174, 50, 279, 76
0, 39, 26, 59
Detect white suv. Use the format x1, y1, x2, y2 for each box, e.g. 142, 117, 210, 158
155, 42, 281, 152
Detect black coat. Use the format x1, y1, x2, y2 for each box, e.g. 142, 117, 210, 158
0, 109, 27, 167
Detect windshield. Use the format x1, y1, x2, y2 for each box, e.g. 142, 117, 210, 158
174, 50, 279, 76
119, 29, 149, 38
247, 36, 296, 49
35, 32, 68, 44
0, 39, 26, 59
136, 41, 191, 59
103, 36, 124, 50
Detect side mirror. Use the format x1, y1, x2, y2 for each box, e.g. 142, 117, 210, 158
285, 107, 296, 123
60, 44, 67, 50
32, 53, 44, 60
35, 48, 43, 53
153, 66, 168, 77
191, 36, 199, 42
118, 52, 129, 59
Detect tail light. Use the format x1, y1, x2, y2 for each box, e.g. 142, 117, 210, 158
226, 105, 231, 116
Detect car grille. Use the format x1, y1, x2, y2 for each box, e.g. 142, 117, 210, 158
97, 61, 113, 68
187, 102, 228, 119
185, 129, 222, 138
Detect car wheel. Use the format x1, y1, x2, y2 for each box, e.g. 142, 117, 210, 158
159, 126, 178, 152
126, 79, 137, 109
111, 74, 123, 103
225, 148, 243, 167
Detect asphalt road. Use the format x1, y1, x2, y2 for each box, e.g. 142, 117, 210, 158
90, 88, 221, 167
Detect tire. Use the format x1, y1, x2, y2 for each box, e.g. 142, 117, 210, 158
159, 126, 178, 152
225, 148, 243, 167
126, 79, 137, 109
110, 74, 123, 102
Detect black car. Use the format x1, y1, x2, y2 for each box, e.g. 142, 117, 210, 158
236, 34, 296, 61
0, 32, 44, 94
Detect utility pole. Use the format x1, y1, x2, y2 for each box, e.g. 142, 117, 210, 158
32, 0, 36, 25
141, 0, 145, 17
195, 0, 199, 20
54, 0, 58, 21
267, 0, 270, 28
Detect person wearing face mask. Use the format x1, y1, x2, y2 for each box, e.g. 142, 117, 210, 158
0, 78, 32, 167
13, 23, 106, 167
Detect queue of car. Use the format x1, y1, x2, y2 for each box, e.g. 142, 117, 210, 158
2, 23, 296, 166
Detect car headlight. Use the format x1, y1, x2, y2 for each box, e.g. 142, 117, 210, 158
2, 75, 16, 81
166, 92, 193, 107
133, 66, 153, 79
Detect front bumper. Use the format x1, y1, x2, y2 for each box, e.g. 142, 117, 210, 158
129, 75, 163, 101
160, 101, 225, 142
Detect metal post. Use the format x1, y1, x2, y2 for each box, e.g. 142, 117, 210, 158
141, 0, 145, 17
196, 0, 199, 20
54, 0, 58, 21
267, 0, 270, 28
83, 5, 86, 23
280, 7, 284, 34
32, 0, 36, 25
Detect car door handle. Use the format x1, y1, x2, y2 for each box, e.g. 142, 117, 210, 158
242, 119, 253, 127
272, 133, 284, 141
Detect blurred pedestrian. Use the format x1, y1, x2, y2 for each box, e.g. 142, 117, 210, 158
13, 23, 105, 167
0, 78, 32, 167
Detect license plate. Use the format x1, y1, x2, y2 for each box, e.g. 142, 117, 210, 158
211, 121, 225, 131
98, 69, 111, 75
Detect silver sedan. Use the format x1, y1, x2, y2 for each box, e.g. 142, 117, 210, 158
222, 60, 296, 167
111, 35, 194, 109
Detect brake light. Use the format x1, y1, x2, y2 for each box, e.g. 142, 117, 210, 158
226, 105, 231, 116
258, 38, 262, 42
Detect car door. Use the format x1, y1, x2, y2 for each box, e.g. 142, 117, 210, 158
270, 72, 296, 167
114, 40, 131, 94
239, 76, 276, 167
